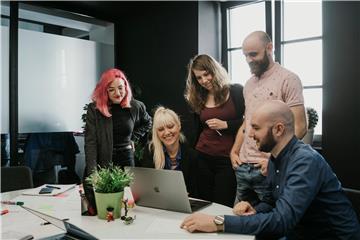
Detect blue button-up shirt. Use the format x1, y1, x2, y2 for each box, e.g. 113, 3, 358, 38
164, 147, 181, 171
224, 137, 360, 239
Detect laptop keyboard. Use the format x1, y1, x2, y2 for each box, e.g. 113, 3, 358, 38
189, 199, 211, 212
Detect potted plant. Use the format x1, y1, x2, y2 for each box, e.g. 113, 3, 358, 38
86, 164, 133, 220
303, 107, 319, 144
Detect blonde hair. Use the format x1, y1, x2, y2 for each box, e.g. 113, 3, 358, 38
184, 54, 230, 113
150, 106, 185, 169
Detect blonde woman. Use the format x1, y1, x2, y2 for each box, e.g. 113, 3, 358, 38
141, 106, 198, 197
184, 54, 245, 207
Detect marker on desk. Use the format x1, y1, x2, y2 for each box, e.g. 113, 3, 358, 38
1, 201, 24, 206
1, 209, 9, 215
46, 185, 61, 189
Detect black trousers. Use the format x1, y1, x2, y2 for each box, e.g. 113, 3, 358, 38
112, 148, 134, 169
197, 151, 236, 208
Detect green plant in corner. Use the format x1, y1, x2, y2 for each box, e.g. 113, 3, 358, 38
306, 107, 319, 130
86, 164, 134, 193
81, 103, 89, 131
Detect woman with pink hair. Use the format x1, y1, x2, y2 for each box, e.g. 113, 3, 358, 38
84, 68, 152, 175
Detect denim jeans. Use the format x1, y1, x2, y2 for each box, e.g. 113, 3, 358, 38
235, 163, 272, 206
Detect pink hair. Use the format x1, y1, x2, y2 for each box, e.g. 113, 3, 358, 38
92, 68, 132, 117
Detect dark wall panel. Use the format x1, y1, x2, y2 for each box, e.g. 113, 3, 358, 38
115, 2, 199, 139
322, 2, 360, 190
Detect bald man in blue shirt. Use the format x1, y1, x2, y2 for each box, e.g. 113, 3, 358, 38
181, 100, 360, 240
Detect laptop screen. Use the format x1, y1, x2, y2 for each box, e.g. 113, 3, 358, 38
126, 167, 211, 213
22, 206, 98, 240
22, 206, 66, 231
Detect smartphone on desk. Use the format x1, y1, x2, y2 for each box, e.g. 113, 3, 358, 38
39, 187, 54, 194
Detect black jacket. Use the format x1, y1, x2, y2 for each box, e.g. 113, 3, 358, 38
140, 142, 199, 198
84, 99, 152, 176
191, 84, 245, 147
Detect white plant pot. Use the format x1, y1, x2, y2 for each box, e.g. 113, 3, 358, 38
302, 128, 314, 145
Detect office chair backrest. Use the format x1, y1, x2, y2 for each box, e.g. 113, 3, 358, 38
1, 166, 34, 192
344, 188, 360, 221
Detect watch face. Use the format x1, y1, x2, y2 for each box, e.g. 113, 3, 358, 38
214, 215, 224, 225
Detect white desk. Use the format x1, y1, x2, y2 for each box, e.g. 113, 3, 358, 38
1, 186, 254, 239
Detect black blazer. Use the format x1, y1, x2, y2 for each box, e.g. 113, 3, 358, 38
141, 142, 199, 198
191, 84, 245, 147
84, 99, 152, 176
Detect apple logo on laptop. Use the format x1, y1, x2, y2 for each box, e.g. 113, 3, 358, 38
153, 187, 160, 193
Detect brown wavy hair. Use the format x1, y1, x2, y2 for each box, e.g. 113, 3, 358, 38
184, 54, 230, 113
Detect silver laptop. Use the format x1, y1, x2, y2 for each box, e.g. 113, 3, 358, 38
21, 206, 98, 240
125, 167, 212, 213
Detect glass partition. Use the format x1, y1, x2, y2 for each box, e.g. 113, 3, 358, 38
18, 3, 114, 133
1, 1, 10, 166
1, 1, 9, 134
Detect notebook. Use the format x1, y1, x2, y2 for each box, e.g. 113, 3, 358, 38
21, 206, 98, 240
125, 167, 212, 213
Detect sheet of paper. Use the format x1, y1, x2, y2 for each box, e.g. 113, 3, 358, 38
22, 184, 76, 196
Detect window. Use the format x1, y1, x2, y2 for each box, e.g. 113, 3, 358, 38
223, 0, 323, 135
281, 1, 322, 135
226, 1, 266, 86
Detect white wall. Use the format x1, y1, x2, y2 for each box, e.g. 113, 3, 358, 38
198, 1, 221, 61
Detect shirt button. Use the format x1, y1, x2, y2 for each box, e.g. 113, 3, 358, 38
276, 170, 280, 173
276, 185, 279, 189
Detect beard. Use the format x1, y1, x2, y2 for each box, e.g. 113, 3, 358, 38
249, 51, 270, 77
258, 127, 277, 153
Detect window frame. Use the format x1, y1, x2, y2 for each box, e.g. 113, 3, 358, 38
221, 0, 323, 137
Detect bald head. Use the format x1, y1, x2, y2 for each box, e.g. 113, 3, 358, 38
254, 100, 295, 134
243, 31, 272, 48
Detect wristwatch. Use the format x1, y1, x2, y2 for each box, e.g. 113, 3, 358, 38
213, 215, 225, 232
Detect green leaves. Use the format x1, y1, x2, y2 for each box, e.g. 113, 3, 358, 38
306, 107, 319, 130
86, 164, 134, 193
81, 103, 89, 131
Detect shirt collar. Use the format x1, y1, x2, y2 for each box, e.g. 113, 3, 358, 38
163, 146, 182, 160
270, 136, 298, 164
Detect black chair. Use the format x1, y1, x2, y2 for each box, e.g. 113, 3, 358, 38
1, 166, 34, 192
344, 188, 360, 221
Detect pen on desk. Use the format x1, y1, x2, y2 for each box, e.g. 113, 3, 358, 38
1, 209, 9, 215
215, 130, 222, 136
46, 185, 61, 189
1, 201, 24, 206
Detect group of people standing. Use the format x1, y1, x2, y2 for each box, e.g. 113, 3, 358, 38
83, 30, 360, 239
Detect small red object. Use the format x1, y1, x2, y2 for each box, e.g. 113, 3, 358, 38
106, 207, 114, 222
1, 209, 9, 215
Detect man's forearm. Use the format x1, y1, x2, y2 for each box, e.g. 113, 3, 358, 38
231, 123, 245, 154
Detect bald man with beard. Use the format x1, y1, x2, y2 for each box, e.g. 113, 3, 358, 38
181, 100, 360, 240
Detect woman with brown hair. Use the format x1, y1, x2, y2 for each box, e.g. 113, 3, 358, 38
184, 54, 245, 207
